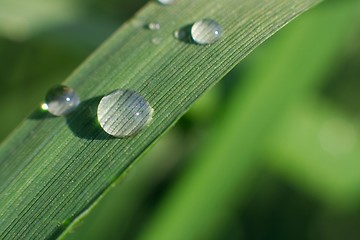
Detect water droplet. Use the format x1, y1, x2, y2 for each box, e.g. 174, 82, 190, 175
157, 0, 175, 5
97, 89, 153, 137
191, 19, 223, 45
44, 85, 80, 116
173, 25, 193, 43
148, 22, 161, 30
174, 29, 187, 41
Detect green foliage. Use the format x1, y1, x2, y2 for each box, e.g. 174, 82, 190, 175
2, 0, 360, 240
0, 0, 82, 40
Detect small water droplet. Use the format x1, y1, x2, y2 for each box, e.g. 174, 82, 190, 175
148, 22, 161, 30
157, 0, 175, 5
151, 37, 162, 45
191, 19, 223, 45
97, 89, 153, 137
44, 85, 80, 116
173, 25, 193, 43
174, 29, 187, 41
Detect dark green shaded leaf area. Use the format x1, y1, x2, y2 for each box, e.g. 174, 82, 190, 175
0, 0, 324, 239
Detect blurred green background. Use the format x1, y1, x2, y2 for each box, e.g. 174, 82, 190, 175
1, 0, 360, 239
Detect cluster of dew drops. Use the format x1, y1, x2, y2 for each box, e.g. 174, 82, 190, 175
43, 0, 223, 138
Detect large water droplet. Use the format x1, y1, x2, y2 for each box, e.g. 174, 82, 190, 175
191, 19, 223, 45
97, 89, 153, 137
157, 0, 175, 5
44, 85, 80, 116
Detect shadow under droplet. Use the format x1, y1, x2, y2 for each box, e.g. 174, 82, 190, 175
66, 96, 114, 140
175, 24, 195, 44
29, 108, 57, 120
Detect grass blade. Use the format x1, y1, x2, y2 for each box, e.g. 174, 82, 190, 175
0, 0, 321, 239
137, 1, 359, 239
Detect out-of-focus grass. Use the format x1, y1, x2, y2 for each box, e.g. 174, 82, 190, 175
136, 1, 360, 240
267, 98, 360, 206
1, 0, 360, 239
0, 0, 82, 41
260, 0, 360, 207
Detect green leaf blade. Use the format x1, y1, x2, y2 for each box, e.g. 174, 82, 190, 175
0, 0, 322, 239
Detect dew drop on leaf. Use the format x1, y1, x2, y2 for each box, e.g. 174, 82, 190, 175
148, 22, 161, 30
97, 89, 153, 137
191, 19, 223, 44
174, 29, 188, 41
44, 85, 80, 116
